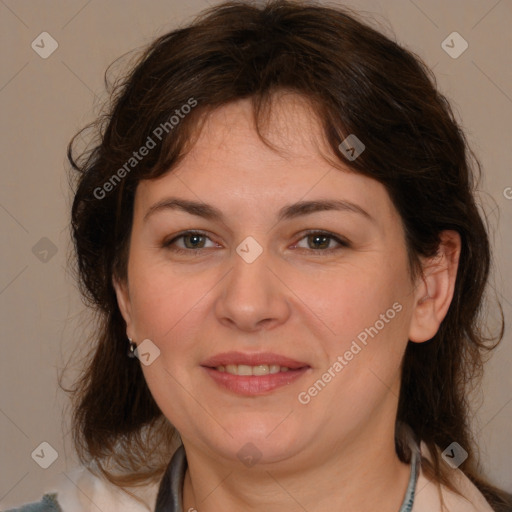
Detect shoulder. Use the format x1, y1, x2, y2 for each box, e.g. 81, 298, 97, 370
412, 441, 495, 512
3, 465, 159, 512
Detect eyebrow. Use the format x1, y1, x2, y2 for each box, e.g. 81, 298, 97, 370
143, 197, 373, 223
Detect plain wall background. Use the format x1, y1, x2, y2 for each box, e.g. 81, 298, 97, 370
1, 0, 511, 507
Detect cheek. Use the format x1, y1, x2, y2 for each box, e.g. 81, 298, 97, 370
308, 261, 413, 394
127, 260, 224, 357
303, 260, 410, 340
131, 275, 199, 336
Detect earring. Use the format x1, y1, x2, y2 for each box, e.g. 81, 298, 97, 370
127, 338, 137, 358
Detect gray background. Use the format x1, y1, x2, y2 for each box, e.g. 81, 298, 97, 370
1, 0, 511, 507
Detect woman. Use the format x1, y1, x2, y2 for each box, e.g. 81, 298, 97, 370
8, 1, 512, 511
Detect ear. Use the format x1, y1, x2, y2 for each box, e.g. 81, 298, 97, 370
112, 275, 135, 340
408, 230, 461, 343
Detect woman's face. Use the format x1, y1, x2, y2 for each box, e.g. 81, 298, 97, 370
115, 95, 425, 468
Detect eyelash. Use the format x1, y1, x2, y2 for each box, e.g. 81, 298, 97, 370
161, 230, 350, 255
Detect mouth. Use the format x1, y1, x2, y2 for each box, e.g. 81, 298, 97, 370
213, 364, 298, 375
201, 352, 311, 395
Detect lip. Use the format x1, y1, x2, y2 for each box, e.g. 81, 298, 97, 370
201, 351, 311, 396
203, 366, 310, 395
201, 351, 309, 369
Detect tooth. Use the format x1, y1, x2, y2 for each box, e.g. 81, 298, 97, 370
237, 364, 253, 376
252, 365, 270, 375
218, 364, 292, 375
225, 364, 238, 375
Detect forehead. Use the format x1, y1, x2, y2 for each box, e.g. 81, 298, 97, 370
134, 95, 398, 229
191, 93, 329, 161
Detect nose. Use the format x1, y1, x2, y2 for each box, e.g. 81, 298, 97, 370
214, 243, 291, 333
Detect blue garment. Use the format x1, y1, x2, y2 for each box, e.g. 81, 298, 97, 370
3, 493, 62, 512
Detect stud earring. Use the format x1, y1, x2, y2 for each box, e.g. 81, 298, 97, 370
128, 338, 137, 358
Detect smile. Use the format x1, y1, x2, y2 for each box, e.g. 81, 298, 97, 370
215, 364, 292, 375
201, 351, 311, 395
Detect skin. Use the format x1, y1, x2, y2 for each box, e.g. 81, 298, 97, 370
114, 93, 461, 512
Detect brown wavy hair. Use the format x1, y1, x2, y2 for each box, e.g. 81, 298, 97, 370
65, 0, 511, 509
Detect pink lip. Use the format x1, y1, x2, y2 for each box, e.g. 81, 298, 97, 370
201, 351, 309, 369
203, 366, 310, 395
200, 351, 311, 396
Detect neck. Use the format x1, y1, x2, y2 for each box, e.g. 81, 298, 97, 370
181, 416, 411, 512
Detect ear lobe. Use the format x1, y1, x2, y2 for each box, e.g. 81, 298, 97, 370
112, 275, 135, 339
408, 230, 461, 343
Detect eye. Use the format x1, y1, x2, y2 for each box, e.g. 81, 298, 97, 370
161, 229, 349, 256
292, 230, 350, 253
162, 231, 218, 253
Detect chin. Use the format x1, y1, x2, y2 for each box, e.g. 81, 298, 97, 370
200, 421, 309, 466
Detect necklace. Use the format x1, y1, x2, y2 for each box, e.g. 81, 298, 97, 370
155, 442, 421, 511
